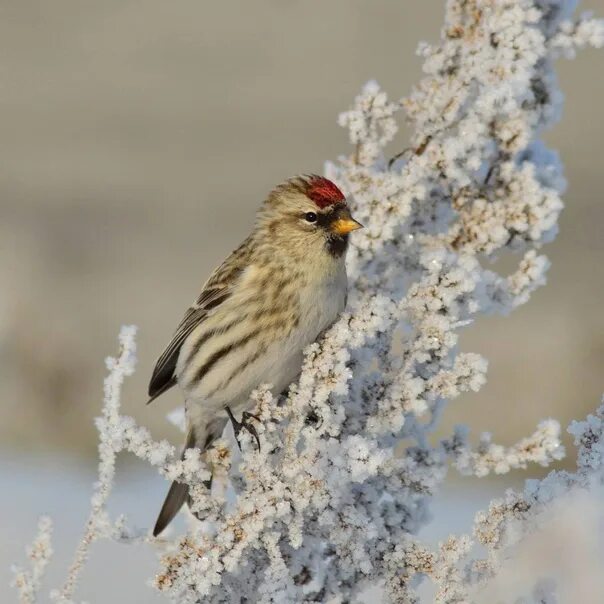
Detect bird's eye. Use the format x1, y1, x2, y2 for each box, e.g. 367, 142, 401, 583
305, 212, 317, 223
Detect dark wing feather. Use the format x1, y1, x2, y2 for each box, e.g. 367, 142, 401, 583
147, 375, 177, 405
147, 290, 230, 403
147, 237, 253, 404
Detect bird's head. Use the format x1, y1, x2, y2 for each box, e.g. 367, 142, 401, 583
257, 175, 362, 262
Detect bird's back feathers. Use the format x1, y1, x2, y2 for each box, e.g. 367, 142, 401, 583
147, 238, 253, 404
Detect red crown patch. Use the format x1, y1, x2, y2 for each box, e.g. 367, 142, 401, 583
306, 176, 346, 209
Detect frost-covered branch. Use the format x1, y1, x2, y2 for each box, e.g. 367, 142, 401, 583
9, 1, 604, 602
56, 325, 139, 602
444, 419, 565, 477
400, 399, 604, 603
11, 517, 53, 604
49, 326, 217, 603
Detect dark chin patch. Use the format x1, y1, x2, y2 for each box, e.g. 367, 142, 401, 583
326, 234, 348, 258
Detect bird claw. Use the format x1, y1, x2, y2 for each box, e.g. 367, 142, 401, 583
226, 407, 261, 451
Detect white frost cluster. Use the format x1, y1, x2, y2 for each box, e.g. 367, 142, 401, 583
10, 1, 604, 602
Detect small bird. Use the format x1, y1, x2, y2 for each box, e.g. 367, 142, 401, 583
148, 175, 362, 536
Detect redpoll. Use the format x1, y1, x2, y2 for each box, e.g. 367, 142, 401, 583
148, 175, 362, 535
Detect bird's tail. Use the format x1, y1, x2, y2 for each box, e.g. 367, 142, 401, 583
152, 416, 227, 537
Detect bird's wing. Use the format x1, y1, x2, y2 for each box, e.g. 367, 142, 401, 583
147, 239, 251, 404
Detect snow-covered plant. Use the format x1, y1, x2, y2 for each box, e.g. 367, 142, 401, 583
11, 1, 604, 602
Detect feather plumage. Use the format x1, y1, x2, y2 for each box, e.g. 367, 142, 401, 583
147, 239, 253, 403
149, 175, 360, 534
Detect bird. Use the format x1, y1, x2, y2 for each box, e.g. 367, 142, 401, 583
148, 174, 362, 536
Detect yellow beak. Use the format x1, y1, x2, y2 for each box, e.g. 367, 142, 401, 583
330, 217, 364, 236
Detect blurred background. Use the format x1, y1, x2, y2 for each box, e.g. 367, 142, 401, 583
1, 1, 602, 601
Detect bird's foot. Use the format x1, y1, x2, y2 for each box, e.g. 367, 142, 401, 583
225, 407, 261, 451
